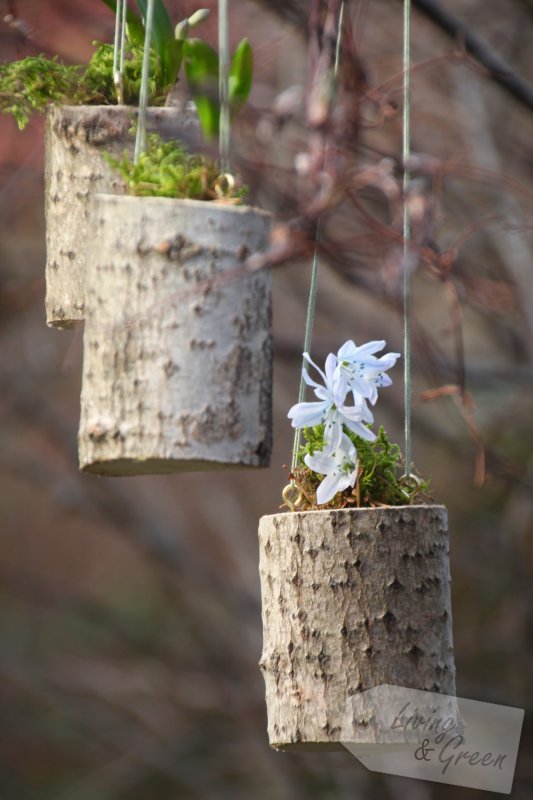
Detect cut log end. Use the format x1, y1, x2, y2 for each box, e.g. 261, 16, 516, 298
258, 506, 456, 750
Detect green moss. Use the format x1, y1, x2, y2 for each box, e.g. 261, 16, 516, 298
0, 42, 169, 130
292, 425, 431, 509
83, 41, 168, 106
105, 133, 246, 201
0, 56, 82, 129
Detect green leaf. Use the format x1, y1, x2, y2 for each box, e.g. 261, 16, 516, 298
135, 0, 176, 85
183, 38, 220, 139
229, 38, 253, 115
99, 0, 145, 47
191, 95, 220, 139
163, 38, 184, 86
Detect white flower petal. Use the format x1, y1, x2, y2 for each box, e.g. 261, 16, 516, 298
301, 367, 324, 392
303, 352, 328, 385
337, 340, 357, 359
316, 470, 345, 504
338, 432, 357, 461
304, 451, 335, 474
288, 399, 328, 428
343, 417, 377, 441
343, 399, 374, 425
323, 410, 343, 453
324, 353, 338, 384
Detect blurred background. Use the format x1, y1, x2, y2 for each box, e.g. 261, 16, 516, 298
1, 0, 532, 797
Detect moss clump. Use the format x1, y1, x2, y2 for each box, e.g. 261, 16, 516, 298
83, 42, 168, 106
0, 56, 83, 129
106, 133, 246, 201
290, 425, 431, 510
0, 43, 169, 130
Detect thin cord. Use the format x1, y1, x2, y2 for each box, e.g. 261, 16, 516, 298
291, 222, 322, 472
403, 0, 412, 477
290, 1, 345, 474
218, 0, 231, 174
119, 0, 128, 88
112, 0, 128, 104
134, 0, 155, 162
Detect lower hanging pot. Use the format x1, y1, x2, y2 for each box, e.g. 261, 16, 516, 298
45, 103, 199, 328
78, 194, 272, 475
258, 505, 456, 751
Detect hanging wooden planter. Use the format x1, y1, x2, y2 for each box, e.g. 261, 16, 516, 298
44, 103, 199, 328
78, 194, 272, 475
258, 505, 456, 751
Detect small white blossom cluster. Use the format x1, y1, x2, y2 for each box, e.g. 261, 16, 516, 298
288, 340, 400, 505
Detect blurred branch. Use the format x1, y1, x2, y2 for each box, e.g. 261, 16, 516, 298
409, 0, 533, 112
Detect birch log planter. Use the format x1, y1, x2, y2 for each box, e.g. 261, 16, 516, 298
258, 505, 456, 751
44, 104, 199, 328
78, 195, 272, 475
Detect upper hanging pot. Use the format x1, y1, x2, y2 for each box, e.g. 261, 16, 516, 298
78, 193, 272, 475
258, 505, 456, 751
44, 103, 199, 328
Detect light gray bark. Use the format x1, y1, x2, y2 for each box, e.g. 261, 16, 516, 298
44, 104, 199, 328
79, 195, 272, 475
258, 506, 455, 750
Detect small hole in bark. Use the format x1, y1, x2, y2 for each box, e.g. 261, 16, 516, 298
407, 644, 424, 662
377, 521, 387, 533
382, 610, 396, 631
292, 533, 301, 545
311, 629, 320, 639
307, 548, 318, 559
288, 641, 294, 654
363, 645, 373, 658
311, 582, 320, 592
388, 576, 404, 591
297, 610, 307, 621
340, 625, 348, 637
264, 539, 272, 554
291, 573, 302, 586
441, 610, 449, 622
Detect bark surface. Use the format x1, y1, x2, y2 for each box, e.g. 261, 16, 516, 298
258, 506, 455, 750
44, 104, 199, 327
79, 195, 272, 475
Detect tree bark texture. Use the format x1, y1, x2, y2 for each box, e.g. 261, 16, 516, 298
258, 506, 456, 750
44, 104, 199, 328
79, 195, 272, 475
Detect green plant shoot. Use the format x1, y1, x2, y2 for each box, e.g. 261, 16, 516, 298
183, 37, 253, 139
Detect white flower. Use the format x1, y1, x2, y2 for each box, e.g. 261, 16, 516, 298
288, 352, 376, 453
304, 433, 358, 505
336, 339, 400, 405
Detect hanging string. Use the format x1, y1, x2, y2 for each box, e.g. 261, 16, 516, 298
402, 0, 412, 478
288, 1, 346, 479
218, 0, 231, 174
134, 0, 156, 162
113, 0, 128, 104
